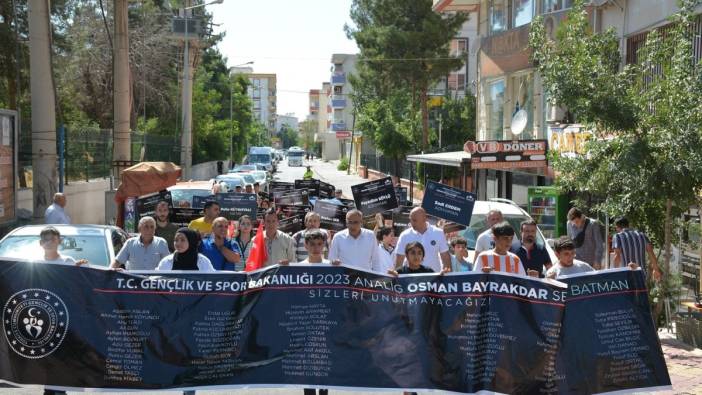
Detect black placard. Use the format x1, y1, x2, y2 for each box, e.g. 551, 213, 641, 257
421, 181, 476, 227
319, 181, 336, 199
276, 204, 311, 219
294, 179, 321, 198
278, 214, 305, 235
0, 261, 670, 394
135, 190, 172, 220
351, 177, 398, 216
313, 200, 349, 231
191, 194, 217, 209
170, 207, 201, 228
274, 189, 309, 206
217, 193, 258, 221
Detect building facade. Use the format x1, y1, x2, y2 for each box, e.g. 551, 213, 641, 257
275, 113, 299, 133
315, 82, 342, 160
231, 68, 278, 135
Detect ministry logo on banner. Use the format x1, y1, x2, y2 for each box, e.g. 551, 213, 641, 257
3, 289, 69, 359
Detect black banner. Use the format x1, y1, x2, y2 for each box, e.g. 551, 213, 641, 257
216, 193, 258, 221
295, 179, 320, 198
313, 200, 349, 231
351, 177, 398, 216
553, 269, 671, 394
319, 181, 335, 199
276, 204, 311, 219
421, 181, 477, 227
135, 190, 172, 220
0, 262, 670, 394
191, 194, 216, 209
274, 189, 309, 206
278, 214, 305, 235
170, 207, 201, 228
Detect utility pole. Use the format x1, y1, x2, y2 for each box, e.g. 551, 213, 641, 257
28, 0, 57, 221
113, 0, 131, 178
180, 1, 194, 180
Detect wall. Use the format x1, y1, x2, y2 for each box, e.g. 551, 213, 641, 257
17, 178, 111, 224
189, 160, 231, 181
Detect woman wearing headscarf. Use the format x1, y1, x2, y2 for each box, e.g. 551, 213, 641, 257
156, 227, 215, 272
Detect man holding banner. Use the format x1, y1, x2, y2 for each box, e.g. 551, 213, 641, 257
328, 209, 379, 271
199, 217, 242, 271
263, 209, 296, 267
188, 201, 221, 237
394, 207, 451, 272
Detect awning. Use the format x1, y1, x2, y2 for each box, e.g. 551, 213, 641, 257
406, 151, 471, 168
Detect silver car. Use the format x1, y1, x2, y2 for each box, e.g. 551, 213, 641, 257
0, 224, 130, 267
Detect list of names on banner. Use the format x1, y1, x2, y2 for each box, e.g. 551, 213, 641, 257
191, 311, 244, 381
594, 308, 652, 382
102, 308, 159, 383
280, 303, 338, 379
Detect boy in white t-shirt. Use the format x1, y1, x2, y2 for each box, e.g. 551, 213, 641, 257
473, 222, 537, 277
298, 229, 340, 265
39, 226, 87, 266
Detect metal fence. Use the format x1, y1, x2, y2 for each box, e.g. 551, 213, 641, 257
18, 125, 181, 184
360, 152, 415, 180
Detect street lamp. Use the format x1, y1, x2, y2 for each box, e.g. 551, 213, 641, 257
180, 0, 224, 179
229, 61, 254, 167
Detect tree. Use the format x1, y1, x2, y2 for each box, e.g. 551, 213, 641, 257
429, 95, 476, 150
299, 119, 316, 151
346, 0, 467, 148
278, 124, 299, 149
530, 0, 702, 320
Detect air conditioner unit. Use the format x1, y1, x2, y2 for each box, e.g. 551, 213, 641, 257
547, 103, 566, 123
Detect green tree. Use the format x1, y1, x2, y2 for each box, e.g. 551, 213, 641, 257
278, 124, 299, 149
430, 95, 476, 150
530, 0, 702, 318
346, 0, 467, 148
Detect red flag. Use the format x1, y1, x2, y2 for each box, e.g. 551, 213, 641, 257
245, 221, 268, 271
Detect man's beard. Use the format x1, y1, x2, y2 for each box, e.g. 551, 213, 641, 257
524, 236, 535, 244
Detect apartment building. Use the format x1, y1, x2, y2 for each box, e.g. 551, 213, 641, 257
230, 68, 277, 135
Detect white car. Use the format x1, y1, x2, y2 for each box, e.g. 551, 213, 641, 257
454, 199, 557, 263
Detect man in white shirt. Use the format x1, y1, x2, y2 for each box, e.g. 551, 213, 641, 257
44, 193, 71, 224
473, 209, 520, 264
328, 209, 379, 270
110, 216, 170, 270
39, 226, 86, 266
394, 207, 451, 272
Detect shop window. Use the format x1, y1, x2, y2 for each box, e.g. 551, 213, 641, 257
541, 0, 572, 13
513, 0, 534, 28
511, 73, 534, 137
489, 0, 509, 35
485, 79, 505, 140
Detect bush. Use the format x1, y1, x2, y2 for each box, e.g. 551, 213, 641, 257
337, 157, 350, 171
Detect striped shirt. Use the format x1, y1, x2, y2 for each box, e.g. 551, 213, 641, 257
612, 229, 650, 272
472, 250, 526, 276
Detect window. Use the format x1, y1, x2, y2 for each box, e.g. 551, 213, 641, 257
513, 0, 534, 28
511, 73, 534, 137
334, 63, 343, 73
485, 79, 505, 140
333, 85, 343, 95
489, 0, 508, 35
541, 0, 572, 13
448, 73, 467, 92
450, 38, 468, 56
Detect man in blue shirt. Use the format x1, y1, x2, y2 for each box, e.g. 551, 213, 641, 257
199, 217, 242, 271
512, 220, 552, 277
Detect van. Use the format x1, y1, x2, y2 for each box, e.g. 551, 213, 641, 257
247, 146, 276, 173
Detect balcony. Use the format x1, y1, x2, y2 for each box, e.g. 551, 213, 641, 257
331, 122, 347, 131
331, 97, 346, 108
331, 72, 346, 85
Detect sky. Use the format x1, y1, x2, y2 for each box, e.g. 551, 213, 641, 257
210, 0, 359, 121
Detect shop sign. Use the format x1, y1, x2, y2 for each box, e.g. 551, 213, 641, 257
548, 125, 593, 157
464, 139, 548, 169
335, 131, 351, 139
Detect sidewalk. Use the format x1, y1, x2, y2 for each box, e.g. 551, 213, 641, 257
658, 330, 702, 394
309, 159, 366, 199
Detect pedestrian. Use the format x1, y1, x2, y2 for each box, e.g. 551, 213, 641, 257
199, 217, 242, 271
156, 228, 214, 271
512, 220, 552, 277
389, 242, 448, 276
328, 209, 379, 270
235, 215, 254, 264
546, 236, 595, 279
292, 212, 329, 262
450, 236, 472, 272
188, 200, 220, 237
110, 216, 170, 270
612, 217, 662, 280
44, 193, 71, 224
323, 189, 344, 205
262, 208, 296, 267
38, 226, 87, 266
566, 207, 604, 269
373, 226, 396, 273
394, 207, 451, 273
155, 200, 178, 252
298, 229, 333, 265
235, 185, 243, 193
253, 182, 261, 195
303, 166, 314, 180
473, 222, 529, 276
473, 209, 520, 264
245, 184, 254, 194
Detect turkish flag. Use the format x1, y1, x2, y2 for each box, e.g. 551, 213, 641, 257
245, 221, 268, 271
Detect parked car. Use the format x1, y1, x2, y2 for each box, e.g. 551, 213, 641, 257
455, 199, 557, 263
213, 174, 246, 192
230, 164, 258, 173
168, 181, 214, 208
0, 224, 130, 267
249, 170, 269, 191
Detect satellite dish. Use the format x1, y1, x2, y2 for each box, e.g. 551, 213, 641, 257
511, 109, 528, 135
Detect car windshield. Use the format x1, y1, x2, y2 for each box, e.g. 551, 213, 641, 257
216, 177, 244, 189
288, 151, 305, 158
170, 188, 212, 207
458, 214, 546, 250
249, 154, 271, 163
251, 171, 266, 181
0, 235, 110, 266
240, 174, 256, 184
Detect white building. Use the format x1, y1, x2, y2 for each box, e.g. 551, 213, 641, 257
230, 68, 277, 135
